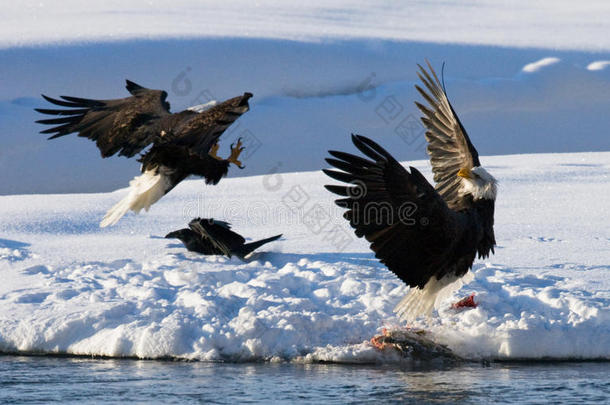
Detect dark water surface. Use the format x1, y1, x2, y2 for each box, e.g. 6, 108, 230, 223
0, 355, 608, 404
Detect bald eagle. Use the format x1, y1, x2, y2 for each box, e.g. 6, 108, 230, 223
166, 218, 282, 259
35, 80, 251, 227
323, 63, 497, 321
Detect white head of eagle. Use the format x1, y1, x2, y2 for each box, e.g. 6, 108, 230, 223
458, 166, 498, 201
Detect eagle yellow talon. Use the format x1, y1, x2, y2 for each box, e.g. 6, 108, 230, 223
208, 143, 222, 160
227, 137, 245, 169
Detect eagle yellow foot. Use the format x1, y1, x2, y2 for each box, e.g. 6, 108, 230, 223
227, 137, 245, 169
208, 143, 222, 160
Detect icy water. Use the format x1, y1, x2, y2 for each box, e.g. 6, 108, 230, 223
0, 356, 608, 404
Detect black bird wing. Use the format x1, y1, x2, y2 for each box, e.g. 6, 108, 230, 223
188, 218, 246, 258
36, 80, 171, 158
168, 219, 281, 258
324, 135, 465, 288
415, 62, 480, 211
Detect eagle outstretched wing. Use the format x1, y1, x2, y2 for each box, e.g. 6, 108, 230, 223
415, 62, 480, 210
324, 135, 466, 288
36, 80, 252, 162
35, 80, 171, 158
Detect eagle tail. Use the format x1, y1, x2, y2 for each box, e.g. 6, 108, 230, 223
394, 272, 473, 322
100, 166, 173, 227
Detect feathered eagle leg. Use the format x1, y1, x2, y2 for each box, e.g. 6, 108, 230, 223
208, 143, 222, 160
394, 272, 474, 322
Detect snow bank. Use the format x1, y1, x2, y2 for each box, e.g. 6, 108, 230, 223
1, 152, 608, 362
2, 1, 610, 51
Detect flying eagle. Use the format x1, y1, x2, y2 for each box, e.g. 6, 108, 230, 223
323, 63, 497, 321
35, 80, 251, 227
166, 218, 282, 259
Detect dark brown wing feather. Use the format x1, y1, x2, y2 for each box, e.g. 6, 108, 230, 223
415, 61, 480, 210
324, 134, 467, 288
165, 93, 252, 157
35, 80, 171, 158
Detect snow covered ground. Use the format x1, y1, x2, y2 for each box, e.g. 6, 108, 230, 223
0, 0, 608, 364
1, 151, 608, 361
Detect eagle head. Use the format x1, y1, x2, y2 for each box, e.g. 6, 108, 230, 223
457, 166, 497, 200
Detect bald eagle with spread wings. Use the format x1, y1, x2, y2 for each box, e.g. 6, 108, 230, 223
36, 80, 251, 227
324, 62, 497, 321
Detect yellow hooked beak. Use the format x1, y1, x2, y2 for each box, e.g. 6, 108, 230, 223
457, 167, 472, 179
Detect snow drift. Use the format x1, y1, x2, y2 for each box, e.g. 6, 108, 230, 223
1, 152, 608, 362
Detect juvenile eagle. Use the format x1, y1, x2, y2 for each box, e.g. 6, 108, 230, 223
36, 80, 251, 227
323, 63, 497, 321
166, 218, 282, 259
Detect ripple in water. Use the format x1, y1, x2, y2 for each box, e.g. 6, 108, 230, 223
0, 356, 609, 404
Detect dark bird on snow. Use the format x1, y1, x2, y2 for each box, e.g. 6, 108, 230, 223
323, 62, 497, 321
166, 218, 282, 259
35, 80, 252, 227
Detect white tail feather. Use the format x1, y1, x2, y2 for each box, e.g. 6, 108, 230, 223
394, 272, 474, 322
100, 167, 172, 228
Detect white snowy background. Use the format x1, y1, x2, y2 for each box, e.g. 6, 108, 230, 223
0, 1, 608, 361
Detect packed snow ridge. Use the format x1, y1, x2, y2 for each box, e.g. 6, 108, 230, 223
522, 57, 561, 73
587, 61, 610, 71
2, 1, 610, 51
0, 152, 608, 362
